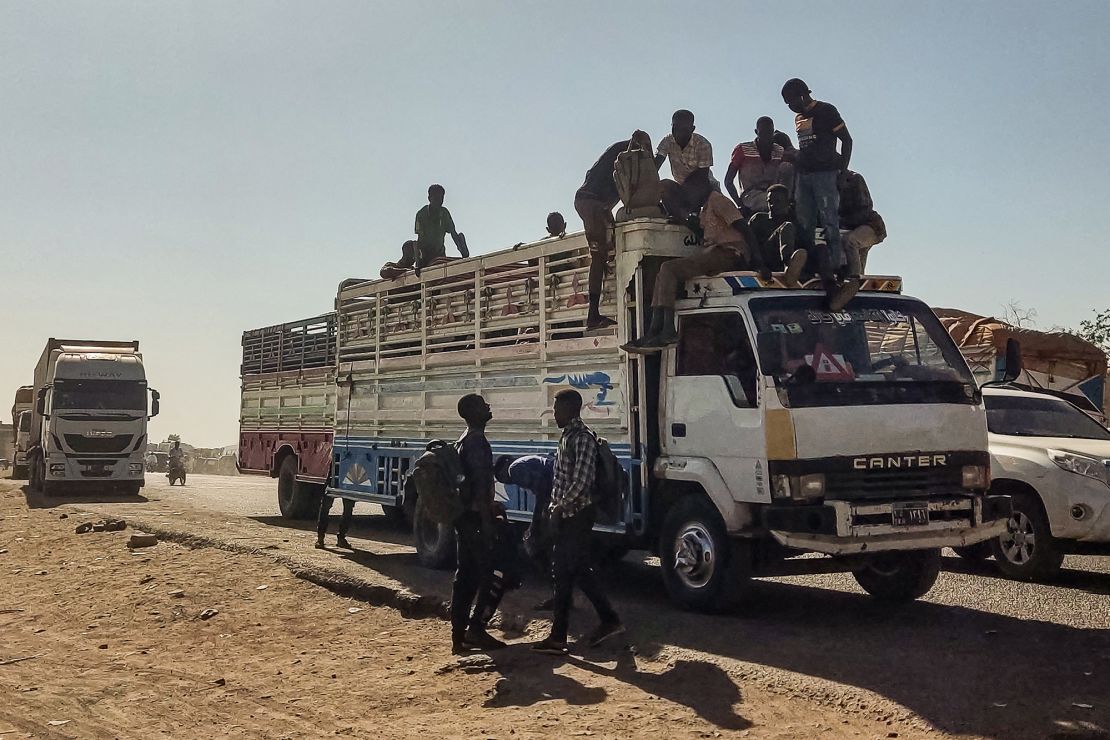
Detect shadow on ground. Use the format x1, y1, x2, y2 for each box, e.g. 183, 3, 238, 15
20, 485, 149, 510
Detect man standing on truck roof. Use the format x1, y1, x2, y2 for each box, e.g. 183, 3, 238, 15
574, 130, 654, 330
838, 170, 887, 277
749, 184, 808, 287
622, 171, 757, 353
451, 393, 506, 654
533, 390, 624, 655
315, 494, 355, 550
394, 184, 469, 277
782, 78, 857, 310
656, 109, 715, 223
725, 116, 795, 217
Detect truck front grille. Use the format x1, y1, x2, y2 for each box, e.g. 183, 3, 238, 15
825, 468, 964, 501
64, 434, 134, 453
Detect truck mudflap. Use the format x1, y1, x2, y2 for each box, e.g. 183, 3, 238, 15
764, 494, 1011, 555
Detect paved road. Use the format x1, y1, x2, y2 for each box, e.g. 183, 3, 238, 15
14, 473, 1110, 739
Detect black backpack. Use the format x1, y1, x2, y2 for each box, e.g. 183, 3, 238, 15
409, 439, 467, 524
591, 434, 626, 520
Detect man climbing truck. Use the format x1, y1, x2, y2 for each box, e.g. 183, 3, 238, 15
322, 218, 1010, 611
238, 314, 337, 519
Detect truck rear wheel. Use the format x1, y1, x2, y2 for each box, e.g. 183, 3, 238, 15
413, 497, 456, 570
277, 456, 318, 520
659, 495, 752, 613
990, 492, 1064, 581
853, 549, 941, 602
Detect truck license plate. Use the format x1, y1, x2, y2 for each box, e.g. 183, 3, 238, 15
892, 502, 929, 527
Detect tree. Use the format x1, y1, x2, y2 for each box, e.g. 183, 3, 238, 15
1000, 300, 1038, 329
1075, 309, 1110, 356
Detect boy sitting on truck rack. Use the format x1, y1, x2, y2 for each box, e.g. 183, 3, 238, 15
385, 184, 470, 278
749, 184, 808, 287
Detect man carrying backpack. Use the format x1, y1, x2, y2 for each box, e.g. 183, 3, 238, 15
450, 393, 506, 654
533, 389, 624, 656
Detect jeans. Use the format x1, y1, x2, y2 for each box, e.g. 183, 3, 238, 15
451, 511, 494, 640
796, 170, 843, 280
550, 505, 618, 642
317, 495, 354, 540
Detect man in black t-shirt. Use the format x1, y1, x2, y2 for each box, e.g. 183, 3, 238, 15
781, 78, 857, 310
574, 131, 653, 329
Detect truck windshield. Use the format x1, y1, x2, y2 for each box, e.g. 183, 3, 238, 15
53, 380, 147, 412
986, 394, 1110, 439
18, 412, 30, 432
751, 296, 975, 407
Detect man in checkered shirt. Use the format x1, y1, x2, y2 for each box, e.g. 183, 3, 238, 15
533, 389, 624, 655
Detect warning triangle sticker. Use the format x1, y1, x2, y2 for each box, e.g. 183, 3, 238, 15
806, 345, 854, 380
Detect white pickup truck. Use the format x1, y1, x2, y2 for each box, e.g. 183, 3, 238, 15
964, 387, 1110, 579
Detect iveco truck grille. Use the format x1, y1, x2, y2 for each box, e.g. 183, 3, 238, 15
64, 434, 134, 453
825, 468, 964, 500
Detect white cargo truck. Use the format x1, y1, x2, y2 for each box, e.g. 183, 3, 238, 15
326, 219, 1011, 610
10, 386, 33, 479
27, 339, 159, 495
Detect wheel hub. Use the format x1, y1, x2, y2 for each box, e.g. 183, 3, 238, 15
1000, 511, 1035, 564
673, 523, 716, 589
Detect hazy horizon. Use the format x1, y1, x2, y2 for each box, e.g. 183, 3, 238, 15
3, 1, 1108, 445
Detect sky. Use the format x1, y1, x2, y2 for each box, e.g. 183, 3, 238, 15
2, 0, 1108, 445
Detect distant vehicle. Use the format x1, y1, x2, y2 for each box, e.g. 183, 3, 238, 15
146, 451, 169, 473
26, 339, 159, 495
957, 387, 1110, 579
0, 458, 9, 471
10, 386, 33, 479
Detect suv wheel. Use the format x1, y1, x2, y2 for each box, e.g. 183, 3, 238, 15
991, 492, 1064, 580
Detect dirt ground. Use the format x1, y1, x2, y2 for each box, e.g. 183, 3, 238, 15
0, 485, 937, 740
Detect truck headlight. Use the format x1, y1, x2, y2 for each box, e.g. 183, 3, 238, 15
772, 473, 825, 501
129, 463, 144, 474
49, 463, 66, 474
1049, 450, 1110, 487
961, 464, 989, 489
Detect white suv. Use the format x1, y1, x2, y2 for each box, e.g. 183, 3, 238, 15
964, 387, 1110, 579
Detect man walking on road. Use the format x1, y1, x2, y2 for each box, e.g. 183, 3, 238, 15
533, 390, 624, 656
451, 394, 505, 654
315, 494, 355, 550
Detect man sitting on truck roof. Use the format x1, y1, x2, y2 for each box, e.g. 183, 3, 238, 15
656, 109, 716, 224
392, 184, 469, 277
622, 171, 757, 353
574, 131, 654, 330
838, 170, 887, 277
724, 116, 795, 218
749, 184, 808, 287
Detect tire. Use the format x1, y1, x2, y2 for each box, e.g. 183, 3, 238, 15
990, 492, 1064, 581
12, 464, 28, 480
382, 504, 408, 528
276, 456, 317, 520
413, 497, 457, 570
659, 495, 753, 613
181, 472, 186, 486
853, 549, 942, 602
29, 456, 41, 491
954, 541, 993, 562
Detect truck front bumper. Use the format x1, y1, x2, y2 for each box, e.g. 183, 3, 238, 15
47, 455, 146, 484
765, 495, 1011, 555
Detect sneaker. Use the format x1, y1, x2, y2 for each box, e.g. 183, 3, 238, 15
314, 539, 325, 549
586, 315, 617, 330
620, 337, 658, 355
827, 279, 860, 312
784, 249, 808, 287
452, 639, 480, 656
587, 620, 626, 648
335, 536, 353, 550
531, 637, 569, 656
465, 628, 507, 651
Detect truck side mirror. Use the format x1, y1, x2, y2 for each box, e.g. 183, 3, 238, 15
1002, 339, 1022, 383
756, 333, 785, 377
150, 389, 160, 418
35, 387, 47, 417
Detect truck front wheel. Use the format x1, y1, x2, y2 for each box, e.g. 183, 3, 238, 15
659, 495, 752, 613
11, 464, 28, 480
277, 456, 317, 520
413, 497, 456, 570
853, 549, 941, 602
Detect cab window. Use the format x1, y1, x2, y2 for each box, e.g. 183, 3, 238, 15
677, 312, 758, 407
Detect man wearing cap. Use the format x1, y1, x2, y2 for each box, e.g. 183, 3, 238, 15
781, 78, 856, 310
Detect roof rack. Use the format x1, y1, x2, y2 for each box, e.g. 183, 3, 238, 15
687, 273, 903, 299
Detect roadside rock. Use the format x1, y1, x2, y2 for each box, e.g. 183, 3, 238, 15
199, 608, 219, 621
127, 533, 158, 549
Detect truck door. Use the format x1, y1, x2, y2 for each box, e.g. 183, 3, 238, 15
662, 309, 767, 503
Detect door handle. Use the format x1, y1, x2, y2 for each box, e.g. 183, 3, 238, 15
671, 423, 686, 438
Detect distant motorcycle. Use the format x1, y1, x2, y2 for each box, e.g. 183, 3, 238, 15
167, 458, 187, 486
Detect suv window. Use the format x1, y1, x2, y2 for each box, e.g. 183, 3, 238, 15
677, 312, 758, 407
985, 394, 1110, 440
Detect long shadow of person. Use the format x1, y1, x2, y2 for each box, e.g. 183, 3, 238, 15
482, 645, 608, 709
571, 649, 751, 731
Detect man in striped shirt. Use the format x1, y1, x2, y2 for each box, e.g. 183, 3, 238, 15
533, 389, 624, 655
725, 117, 795, 217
